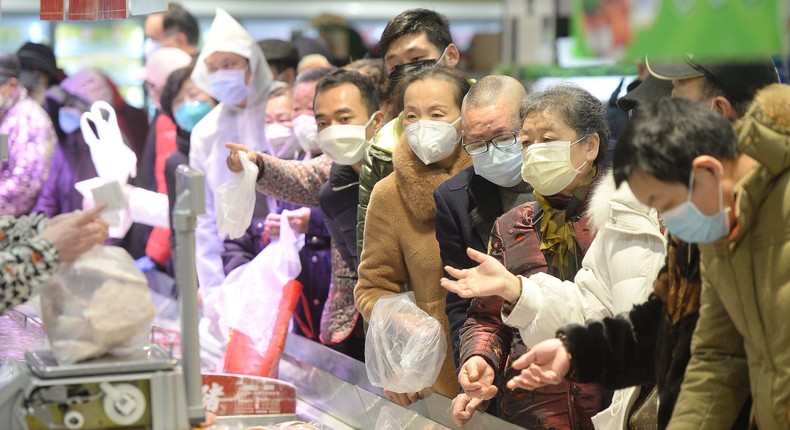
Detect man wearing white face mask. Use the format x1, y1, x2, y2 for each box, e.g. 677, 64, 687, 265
188, 8, 273, 293
430, 75, 532, 418
314, 69, 385, 359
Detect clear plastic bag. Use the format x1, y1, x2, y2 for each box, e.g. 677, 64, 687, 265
40, 246, 156, 364
219, 210, 305, 377
365, 292, 446, 394
216, 151, 259, 239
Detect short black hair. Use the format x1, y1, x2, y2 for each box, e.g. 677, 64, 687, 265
521, 84, 611, 165
161, 65, 193, 120
394, 65, 470, 114
379, 8, 452, 58
295, 66, 336, 86
613, 97, 737, 187
163, 3, 200, 47
314, 69, 380, 118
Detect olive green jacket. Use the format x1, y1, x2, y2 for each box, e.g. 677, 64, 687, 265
356, 113, 402, 260
669, 84, 790, 430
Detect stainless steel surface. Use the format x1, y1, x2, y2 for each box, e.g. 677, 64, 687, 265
280, 334, 522, 430
25, 345, 176, 379
174, 164, 207, 426
0, 361, 29, 430
0, 310, 45, 363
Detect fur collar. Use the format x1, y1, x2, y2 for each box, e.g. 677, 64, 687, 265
393, 134, 472, 222
585, 170, 616, 232
585, 169, 653, 232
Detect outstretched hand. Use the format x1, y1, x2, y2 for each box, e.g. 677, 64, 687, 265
225, 142, 259, 173
440, 247, 521, 302
507, 338, 570, 391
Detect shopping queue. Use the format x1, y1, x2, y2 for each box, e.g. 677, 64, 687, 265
1, 3, 788, 430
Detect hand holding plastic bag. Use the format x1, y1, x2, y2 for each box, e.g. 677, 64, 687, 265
365, 292, 447, 394
40, 246, 156, 364
216, 150, 259, 239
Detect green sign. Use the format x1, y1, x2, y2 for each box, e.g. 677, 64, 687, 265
573, 0, 788, 61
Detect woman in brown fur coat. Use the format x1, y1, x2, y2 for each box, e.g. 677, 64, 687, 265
355, 66, 472, 405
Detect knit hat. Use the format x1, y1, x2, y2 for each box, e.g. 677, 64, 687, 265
16, 42, 60, 84
60, 70, 114, 106
0, 53, 21, 82
144, 47, 193, 89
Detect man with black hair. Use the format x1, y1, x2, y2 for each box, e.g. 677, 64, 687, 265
144, 3, 200, 57
356, 8, 461, 260
258, 39, 300, 85
315, 70, 385, 360
618, 86, 790, 428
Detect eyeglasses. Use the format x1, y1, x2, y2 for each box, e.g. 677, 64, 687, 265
462, 132, 519, 155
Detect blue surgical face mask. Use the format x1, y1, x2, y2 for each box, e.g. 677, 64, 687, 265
174, 100, 214, 132
59, 107, 83, 134
661, 170, 731, 243
208, 68, 248, 106
472, 139, 524, 187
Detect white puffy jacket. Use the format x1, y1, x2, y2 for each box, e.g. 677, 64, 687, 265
501, 170, 667, 430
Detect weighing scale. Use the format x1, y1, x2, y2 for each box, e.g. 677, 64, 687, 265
0, 166, 207, 430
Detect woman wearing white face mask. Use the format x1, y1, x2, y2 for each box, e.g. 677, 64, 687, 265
355, 66, 472, 405
188, 8, 273, 293
442, 85, 620, 429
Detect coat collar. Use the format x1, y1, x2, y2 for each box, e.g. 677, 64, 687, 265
393, 134, 472, 222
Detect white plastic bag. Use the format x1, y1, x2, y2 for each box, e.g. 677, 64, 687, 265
80, 100, 137, 183
40, 246, 156, 364
216, 151, 259, 239
218, 210, 305, 366
365, 292, 447, 394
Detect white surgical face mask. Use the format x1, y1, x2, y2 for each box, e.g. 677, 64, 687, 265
405, 116, 461, 165
317, 114, 375, 165
472, 140, 524, 187
144, 38, 161, 59
208, 68, 248, 106
521, 135, 589, 196
293, 114, 320, 152
265, 123, 300, 159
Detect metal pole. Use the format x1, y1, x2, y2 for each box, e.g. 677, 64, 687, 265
173, 165, 206, 426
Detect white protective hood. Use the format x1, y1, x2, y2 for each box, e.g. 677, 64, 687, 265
191, 8, 272, 153
188, 8, 273, 291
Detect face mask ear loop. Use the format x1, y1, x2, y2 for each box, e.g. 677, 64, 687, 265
436, 46, 449, 65
687, 169, 696, 203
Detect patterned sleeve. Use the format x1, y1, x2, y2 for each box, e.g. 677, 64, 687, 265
255, 153, 331, 207
0, 215, 61, 314
0, 99, 57, 216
